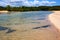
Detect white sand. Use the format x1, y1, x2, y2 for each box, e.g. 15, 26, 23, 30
49, 11, 60, 40
49, 11, 60, 31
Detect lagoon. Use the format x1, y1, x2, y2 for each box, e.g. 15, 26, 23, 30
0, 11, 52, 26
0, 11, 57, 40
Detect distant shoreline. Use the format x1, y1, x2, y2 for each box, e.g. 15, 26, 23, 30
0, 10, 59, 13
0, 11, 8, 13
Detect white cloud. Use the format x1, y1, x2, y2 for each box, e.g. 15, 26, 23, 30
0, 0, 56, 6
22, 0, 56, 6
40, 0, 56, 4
11, 0, 27, 2
11, 0, 20, 2
38, 0, 56, 6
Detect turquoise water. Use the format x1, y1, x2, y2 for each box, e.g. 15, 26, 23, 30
0, 11, 53, 26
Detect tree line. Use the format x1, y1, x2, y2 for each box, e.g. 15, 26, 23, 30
0, 5, 60, 11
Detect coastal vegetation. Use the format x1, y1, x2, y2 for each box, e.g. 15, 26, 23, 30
0, 5, 60, 11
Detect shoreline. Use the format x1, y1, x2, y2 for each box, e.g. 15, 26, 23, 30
48, 11, 60, 31
0, 10, 59, 13
49, 11, 60, 40
49, 11, 60, 32
0, 11, 8, 12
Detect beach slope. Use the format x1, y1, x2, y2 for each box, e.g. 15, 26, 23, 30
49, 11, 60, 31
49, 11, 60, 40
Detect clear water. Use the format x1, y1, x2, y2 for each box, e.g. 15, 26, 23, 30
0, 11, 53, 26
0, 11, 57, 40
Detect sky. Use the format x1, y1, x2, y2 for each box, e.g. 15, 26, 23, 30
0, 0, 60, 7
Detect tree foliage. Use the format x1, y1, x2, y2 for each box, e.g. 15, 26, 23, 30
0, 5, 60, 11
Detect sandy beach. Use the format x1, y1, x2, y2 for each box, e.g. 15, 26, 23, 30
49, 11, 60, 32
0, 11, 60, 40
49, 11, 60, 40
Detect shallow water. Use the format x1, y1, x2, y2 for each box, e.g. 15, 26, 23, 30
0, 11, 53, 33
0, 11, 53, 32
0, 11, 58, 40
0, 11, 52, 26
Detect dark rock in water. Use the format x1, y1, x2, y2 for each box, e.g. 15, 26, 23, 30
31, 22, 40, 24
0, 26, 16, 33
37, 18, 45, 20
41, 25, 50, 28
32, 27, 41, 29
6, 29, 16, 33
32, 25, 50, 29
0, 26, 8, 31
